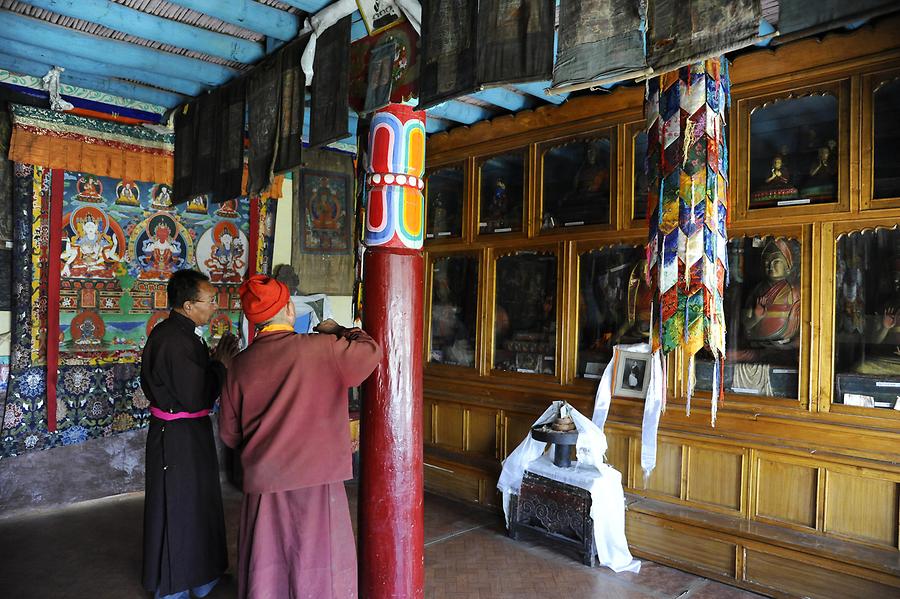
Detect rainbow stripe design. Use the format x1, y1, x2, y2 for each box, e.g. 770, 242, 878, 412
365, 105, 426, 249
645, 58, 730, 423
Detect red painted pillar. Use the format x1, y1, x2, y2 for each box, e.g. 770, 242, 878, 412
359, 104, 427, 599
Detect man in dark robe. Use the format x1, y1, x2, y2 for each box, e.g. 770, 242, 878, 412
141, 269, 238, 599
220, 274, 382, 599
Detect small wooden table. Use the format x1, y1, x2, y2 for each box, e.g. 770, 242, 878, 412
508, 470, 597, 566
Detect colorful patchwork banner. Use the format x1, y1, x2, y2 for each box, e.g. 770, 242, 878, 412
365, 105, 426, 250
645, 58, 731, 424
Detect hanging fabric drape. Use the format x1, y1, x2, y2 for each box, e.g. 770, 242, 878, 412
416, 0, 478, 110
776, 0, 900, 44
247, 55, 282, 195
647, 0, 760, 75
213, 78, 246, 203
550, 0, 650, 94
645, 58, 730, 425
309, 15, 351, 149
475, 0, 555, 87
274, 36, 306, 174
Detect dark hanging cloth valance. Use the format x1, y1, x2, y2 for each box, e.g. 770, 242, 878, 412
247, 54, 282, 195
213, 78, 246, 203
647, 0, 760, 75
776, 0, 900, 43
173, 99, 198, 204
551, 0, 650, 94
193, 90, 220, 200
476, 0, 555, 87
310, 16, 351, 149
417, 0, 478, 111
275, 36, 306, 174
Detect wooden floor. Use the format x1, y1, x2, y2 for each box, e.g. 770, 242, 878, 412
0, 482, 767, 598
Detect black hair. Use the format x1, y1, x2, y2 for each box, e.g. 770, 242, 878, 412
167, 269, 210, 309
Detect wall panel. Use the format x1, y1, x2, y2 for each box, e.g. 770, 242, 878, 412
755, 457, 818, 529
824, 472, 899, 548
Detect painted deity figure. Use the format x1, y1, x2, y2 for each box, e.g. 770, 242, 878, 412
738, 239, 801, 359
75, 176, 104, 203
149, 184, 174, 211
60, 212, 124, 278
215, 198, 239, 218
204, 222, 245, 283
138, 218, 184, 280
186, 196, 209, 214
116, 181, 140, 207
310, 180, 342, 230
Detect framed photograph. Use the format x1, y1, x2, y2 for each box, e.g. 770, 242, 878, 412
612, 350, 651, 399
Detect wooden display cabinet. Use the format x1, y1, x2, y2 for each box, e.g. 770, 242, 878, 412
422, 19, 900, 596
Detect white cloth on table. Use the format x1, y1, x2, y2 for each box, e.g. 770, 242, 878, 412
496, 401, 640, 573
591, 342, 665, 479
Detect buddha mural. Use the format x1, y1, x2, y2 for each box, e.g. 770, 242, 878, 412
737, 239, 801, 361
137, 214, 185, 280
60, 207, 125, 278
115, 180, 140, 207
75, 176, 104, 203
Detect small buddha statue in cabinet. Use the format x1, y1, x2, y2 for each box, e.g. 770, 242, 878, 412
750, 154, 799, 206
854, 265, 900, 376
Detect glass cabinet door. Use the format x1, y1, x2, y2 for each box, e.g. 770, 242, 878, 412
695, 236, 802, 398
425, 165, 464, 240
833, 227, 900, 410
540, 135, 612, 230
478, 152, 525, 235
632, 131, 649, 222
749, 93, 839, 209
576, 244, 646, 379
429, 255, 479, 367
873, 77, 900, 201
493, 252, 557, 374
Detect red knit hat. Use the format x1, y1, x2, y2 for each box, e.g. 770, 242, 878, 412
239, 274, 289, 323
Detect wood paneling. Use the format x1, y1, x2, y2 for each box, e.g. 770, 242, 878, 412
434, 403, 464, 451
686, 447, 744, 512
423, 399, 435, 445
745, 549, 900, 599
755, 458, 818, 529
626, 512, 736, 578
825, 472, 899, 548
424, 462, 481, 503
637, 441, 682, 498
605, 429, 630, 484
466, 406, 498, 458
503, 411, 538, 458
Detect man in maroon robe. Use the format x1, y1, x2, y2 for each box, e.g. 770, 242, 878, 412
220, 274, 382, 599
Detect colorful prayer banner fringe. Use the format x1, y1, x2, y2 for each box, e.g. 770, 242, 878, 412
645, 58, 730, 424
365, 105, 426, 249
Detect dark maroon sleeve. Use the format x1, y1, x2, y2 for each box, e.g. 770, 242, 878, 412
329, 328, 383, 388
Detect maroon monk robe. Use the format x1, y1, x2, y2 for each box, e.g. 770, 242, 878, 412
219, 328, 382, 599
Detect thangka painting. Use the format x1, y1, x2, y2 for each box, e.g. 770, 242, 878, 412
1, 164, 258, 457
58, 171, 251, 364
300, 170, 351, 253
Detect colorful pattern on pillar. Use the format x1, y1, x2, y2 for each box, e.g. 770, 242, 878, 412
645, 58, 730, 424
365, 105, 426, 249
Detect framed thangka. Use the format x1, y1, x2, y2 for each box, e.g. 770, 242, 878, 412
478, 151, 525, 235
540, 133, 613, 231
425, 164, 464, 240
743, 82, 849, 214
300, 170, 351, 253
58, 171, 251, 365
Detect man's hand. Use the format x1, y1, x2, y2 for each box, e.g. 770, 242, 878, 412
213, 332, 239, 369
314, 319, 346, 336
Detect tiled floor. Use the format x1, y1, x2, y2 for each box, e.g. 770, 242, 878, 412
0, 482, 767, 598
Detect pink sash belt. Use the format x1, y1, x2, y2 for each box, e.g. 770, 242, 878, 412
150, 406, 210, 421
